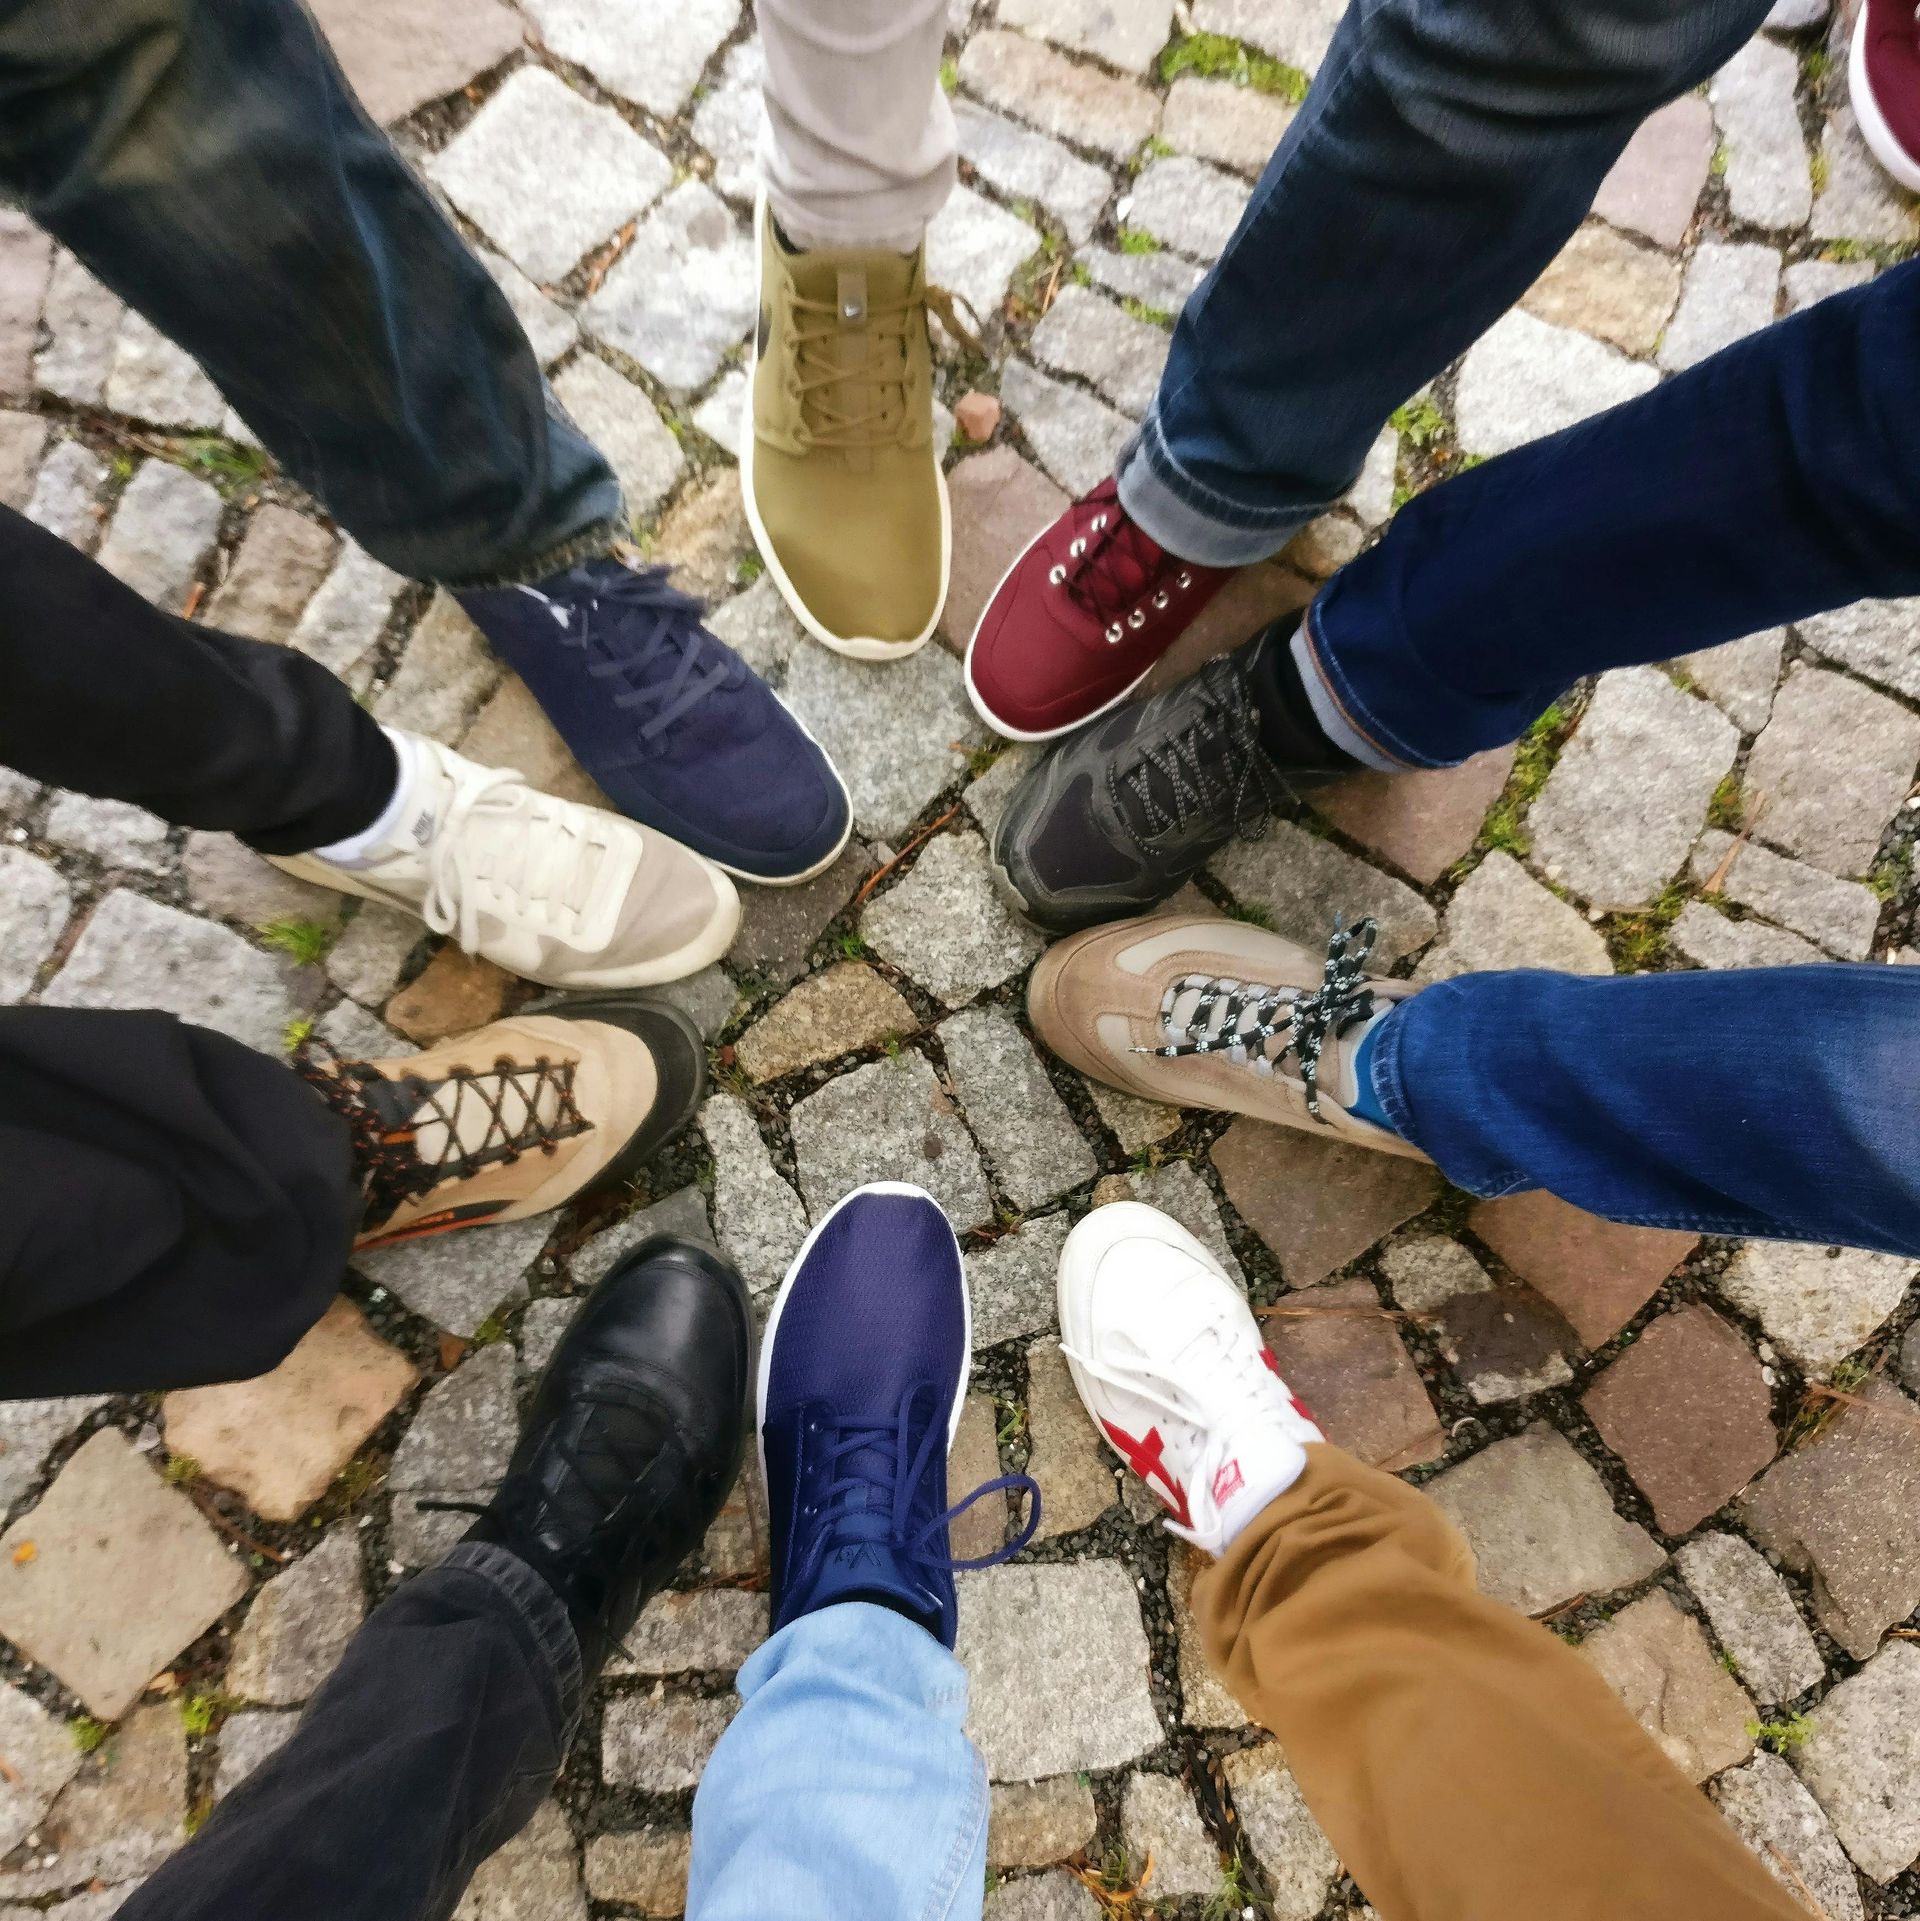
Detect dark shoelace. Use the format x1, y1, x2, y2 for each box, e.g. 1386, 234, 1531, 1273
1138, 918, 1381, 1119
568, 564, 734, 742
1062, 504, 1183, 630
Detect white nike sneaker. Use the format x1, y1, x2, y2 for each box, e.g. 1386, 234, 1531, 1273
271, 733, 740, 991
1057, 1202, 1324, 1556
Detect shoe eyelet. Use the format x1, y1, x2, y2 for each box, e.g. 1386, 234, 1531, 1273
1177, 571, 1192, 589
1068, 537, 1087, 558
1128, 610, 1147, 629
1048, 563, 1066, 585
1091, 513, 1108, 531
1152, 591, 1170, 609
1105, 623, 1124, 644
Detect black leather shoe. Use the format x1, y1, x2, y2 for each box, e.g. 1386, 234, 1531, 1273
462, 1237, 753, 1677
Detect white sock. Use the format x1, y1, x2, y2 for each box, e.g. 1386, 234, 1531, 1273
1210, 1430, 1314, 1554
310, 729, 435, 867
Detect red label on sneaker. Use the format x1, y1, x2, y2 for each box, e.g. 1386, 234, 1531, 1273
1211, 1459, 1245, 1505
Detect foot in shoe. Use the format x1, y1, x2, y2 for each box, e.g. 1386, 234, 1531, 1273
1057, 1201, 1324, 1555
1851, 0, 1920, 192
456, 1237, 753, 1676
760, 1183, 1040, 1646
1027, 914, 1429, 1159
272, 730, 740, 989
296, 994, 709, 1250
454, 556, 853, 885
743, 202, 948, 658
965, 476, 1233, 741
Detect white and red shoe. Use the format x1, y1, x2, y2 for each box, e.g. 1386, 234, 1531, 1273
1851, 0, 1920, 193
1056, 1202, 1323, 1556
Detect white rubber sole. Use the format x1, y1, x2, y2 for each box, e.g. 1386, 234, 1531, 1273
1850, 23, 1920, 194
755, 1180, 972, 1496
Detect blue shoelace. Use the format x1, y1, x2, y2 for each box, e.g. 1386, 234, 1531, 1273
550, 563, 735, 742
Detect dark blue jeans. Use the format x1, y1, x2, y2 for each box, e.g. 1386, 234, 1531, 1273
0, 0, 621, 585
1373, 964, 1920, 1253
1120, 0, 1773, 564
1306, 263, 1920, 767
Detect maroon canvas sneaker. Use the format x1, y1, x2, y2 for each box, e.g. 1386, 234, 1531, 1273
965, 478, 1233, 740
1852, 0, 1920, 192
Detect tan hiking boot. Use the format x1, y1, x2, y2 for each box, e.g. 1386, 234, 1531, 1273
741, 197, 948, 658
296, 993, 708, 1250
1027, 914, 1430, 1161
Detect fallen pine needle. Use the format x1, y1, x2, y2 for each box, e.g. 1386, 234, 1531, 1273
854, 803, 962, 906
1766, 1842, 1832, 1920
1703, 794, 1769, 894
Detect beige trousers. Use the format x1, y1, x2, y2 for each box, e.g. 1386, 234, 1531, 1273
1194, 1448, 1808, 1921
757, 0, 955, 252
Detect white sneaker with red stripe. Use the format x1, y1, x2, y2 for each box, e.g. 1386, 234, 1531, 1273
1056, 1201, 1323, 1556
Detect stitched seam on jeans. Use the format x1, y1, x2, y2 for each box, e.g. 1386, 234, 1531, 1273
921, 1756, 991, 1921
1304, 600, 1438, 770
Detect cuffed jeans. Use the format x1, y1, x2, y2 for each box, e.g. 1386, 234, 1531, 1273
0, 0, 621, 584
1121, 0, 1774, 564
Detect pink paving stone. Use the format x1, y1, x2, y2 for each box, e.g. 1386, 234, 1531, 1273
1263, 1277, 1444, 1471
1592, 96, 1714, 250
309, 0, 524, 126
940, 446, 1067, 656
1312, 746, 1517, 886
1470, 1188, 1695, 1349
1139, 562, 1315, 697
0, 211, 52, 401
1582, 1305, 1777, 1535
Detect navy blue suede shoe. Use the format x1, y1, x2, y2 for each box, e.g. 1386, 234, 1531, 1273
457, 559, 852, 885
759, 1183, 1040, 1648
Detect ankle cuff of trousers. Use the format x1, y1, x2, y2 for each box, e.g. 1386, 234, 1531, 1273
1116, 414, 1314, 569
441, 1541, 586, 1736
437, 513, 629, 593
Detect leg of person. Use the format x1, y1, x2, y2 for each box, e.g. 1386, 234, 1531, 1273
690, 1183, 1040, 1920
116, 1235, 751, 1921
965, 0, 1773, 741
1054, 1201, 1804, 1921
993, 259, 1920, 933
744, 0, 956, 655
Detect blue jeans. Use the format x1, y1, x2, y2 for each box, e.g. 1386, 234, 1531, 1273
0, 0, 621, 585
1122, 0, 1772, 564
690, 1602, 988, 1921
1374, 964, 1920, 1252
1307, 262, 1920, 767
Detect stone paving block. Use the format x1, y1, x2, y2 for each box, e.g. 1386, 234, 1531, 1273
24, 440, 108, 551
212, 1713, 303, 1798
790, 1051, 994, 1229
1739, 1379, 1920, 1660
1670, 901, 1824, 970
997, 0, 1171, 71
1219, 1747, 1341, 1921
182, 835, 342, 930
0, 1680, 83, 1857
1578, 1592, 1754, 1783
204, 506, 338, 644
863, 831, 1043, 1006
0, 766, 38, 815
652, 470, 751, 599
1688, 830, 1879, 961
699, 1093, 810, 1296
1024, 1342, 1116, 1540
986, 1873, 1102, 1921
521, 0, 738, 115
35, 252, 122, 408
1386, 1234, 1577, 1405
479, 248, 577, 369
1659, 242, 1782, 373
736, 962, 916, 1082
569, 1185, 715, 1292
1454, 309, 1660, 459
0, 1431, 248, 1719
1812, 107, 1918, 246
943, 447, 1068, 655
382, 947, 513, 1045
1720, 1232, 1916, 1384
1213, 1119, 1440, 1290
313, 997, 403, 1062
1086, 1079, 1181, 1155
0, 211, 52, 401
1470, 1188, 1694, 1349
452, 1795, 585, 1921
1313, 748, 1514, 888
459, 676, 602, 809
163, 1297, 417, 1521
1194, 0, 1343, 71
950, 1393, 1009, 1561
44, 795, 172, 877
699, 1457, 769, 1580
390, 1345, 519, 1564
1675, 628, 1784, 735
602, 1695, 736, 1792
1131, 1159, 1245, 1286
291, 540, 408, 680
357, 1215, 550, 1338
692, 39, 764, 206
1710, 39, 1812, 231
1122, 1772, 1218, 1897
1028, 285, 1167, 416
614, 1588, 769, 1678
584, 1825, 691, 1914
310, 0, 522, 125
956, 1561, 1161, 1777
1520, 222, 1681, 357
0, 1397, 102, 1515
96, 460, 223, 612
1793, 1641, 1920, 1882
1797, 593, 1920, 703
1264, 1278, 1444, 1470
1167, 1541, 1249, 1729
1711, 1750, 1866, 1921
1209, 818, 1437, 964
1283, 511, 1363, 580
226, 1525, 367, 1706
1746, 665, 1920, 875
1592, 94, 1713, 248
942, 1006, 1097, 1209
551, 353, 686, 516
989, 1776, 1099, 1869
1425, 1424, 1664, 1615
968, 1212, 1074, 1349
1082, 247, 1205, 312
584, 182, 756, 394
690, 366, 750, 458
1529, 667, 1738, 908
103, 314, 223, 430
1414, 849, 1612, 983
0, 408, 47, 510
957, 32, 1161, 161
430, 68, 672, 284
325, 900, 422, 1009
1676, 1532, 1823, 1706
1582, 1305, 1776, 1535
373, 591, 505, 741
1784, 257, 1875, 314
954, 103, 1112, 245
1126, 157, 1250, 261
998, 359, 1134, 496
0, 847, 71, 1002
42, 890, 294, 1054
1161, 76, 1295, 177
729, 840, 871, 990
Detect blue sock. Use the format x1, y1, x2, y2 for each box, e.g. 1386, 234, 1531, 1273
1343, 1009, 1402, 1136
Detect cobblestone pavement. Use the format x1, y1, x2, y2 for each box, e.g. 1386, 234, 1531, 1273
2, 0, 1919, 1914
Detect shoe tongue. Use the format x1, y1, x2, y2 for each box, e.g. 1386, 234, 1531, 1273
783, 241, 920, 305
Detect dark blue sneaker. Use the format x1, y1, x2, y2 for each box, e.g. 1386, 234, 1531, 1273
457, 558, 853, 885
759, 1182, 1040, 1647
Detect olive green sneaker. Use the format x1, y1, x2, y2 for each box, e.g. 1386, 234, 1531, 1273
741, 198, 949, 659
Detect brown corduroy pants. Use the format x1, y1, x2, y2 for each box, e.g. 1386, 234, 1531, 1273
1192, 1447, 1807, 1921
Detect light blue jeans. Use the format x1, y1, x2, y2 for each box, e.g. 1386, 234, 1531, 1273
688, 1602, 989, 1921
